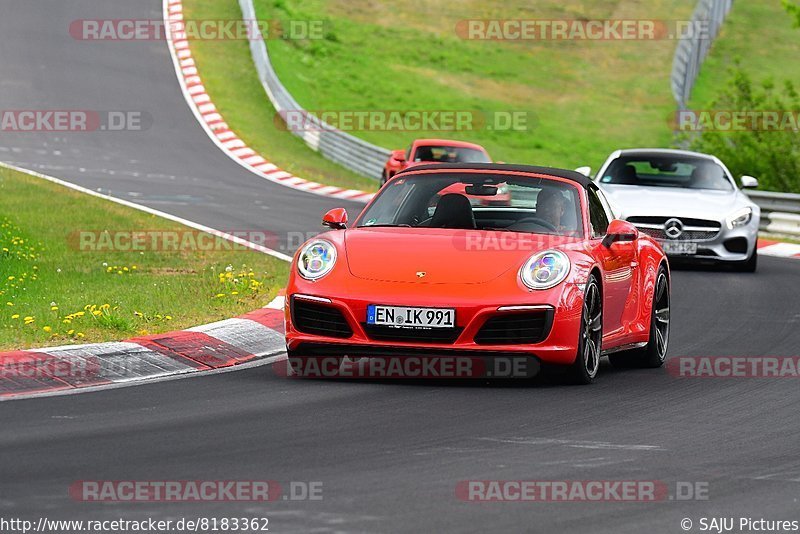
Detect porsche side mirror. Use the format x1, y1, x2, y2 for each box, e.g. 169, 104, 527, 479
575, 166, 592, 178
322, 208, 348, 230
602, 219, 638, 248
741, 175, 759, 189
391, 150, 406, 163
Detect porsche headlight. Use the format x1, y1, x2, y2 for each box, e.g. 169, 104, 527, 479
520, 250, 571, 290
298, 240, 337, 280
726, 207, 753, 229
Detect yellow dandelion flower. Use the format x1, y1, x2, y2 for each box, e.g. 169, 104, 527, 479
43, 326, 52, 333
11, 314, 19, 319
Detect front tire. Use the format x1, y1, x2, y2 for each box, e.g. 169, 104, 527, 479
567, 274, 602, 384
609, 266, 670, 369
734, 244, 758, 272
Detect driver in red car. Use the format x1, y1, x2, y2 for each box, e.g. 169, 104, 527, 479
536, 187, 569, 232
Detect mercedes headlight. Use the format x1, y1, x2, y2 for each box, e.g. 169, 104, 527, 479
726, 207, 753, 229
298, 240, 337, 280
520, 250, 571, 290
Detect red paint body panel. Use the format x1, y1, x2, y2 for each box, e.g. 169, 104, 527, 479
285, 167, 668, 367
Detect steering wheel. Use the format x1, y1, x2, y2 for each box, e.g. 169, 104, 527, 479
513, 217, 558, 232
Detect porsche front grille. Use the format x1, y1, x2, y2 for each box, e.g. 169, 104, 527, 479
292, 298, 353, 338
474, 310, 554, 345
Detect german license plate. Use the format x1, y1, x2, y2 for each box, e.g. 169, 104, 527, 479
367, 305, 455, 329
661, 241, 698, 255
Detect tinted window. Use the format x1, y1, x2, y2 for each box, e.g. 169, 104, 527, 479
412, 146, 491, 164
357, 173, 584, 238
601, 155, 733, 191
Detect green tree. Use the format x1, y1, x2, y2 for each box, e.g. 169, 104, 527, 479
783, 0, 800, 26
681, 68, 800, 192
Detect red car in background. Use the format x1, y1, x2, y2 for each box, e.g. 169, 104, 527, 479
383, 139, 509, 205
285, 164, 671, 384
382, 139, 492, 185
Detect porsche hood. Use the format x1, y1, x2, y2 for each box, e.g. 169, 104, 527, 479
343, 228, 574, 284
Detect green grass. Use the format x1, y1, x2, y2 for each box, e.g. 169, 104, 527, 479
182, 0, 694, 182
0, 167, 289, 350
254, 0, 695, 173
183, 0, 378, 192
690, 2, 800, 109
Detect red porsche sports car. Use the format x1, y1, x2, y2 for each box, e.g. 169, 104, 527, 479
382, 139, 491, 185
285, 164, 670, 384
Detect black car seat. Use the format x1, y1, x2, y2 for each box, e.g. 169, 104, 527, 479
415, 146, 434, 162
430, 194, 476, 229
615, 164, 638, 185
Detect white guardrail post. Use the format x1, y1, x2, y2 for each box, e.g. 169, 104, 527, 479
239, 0, 389, 181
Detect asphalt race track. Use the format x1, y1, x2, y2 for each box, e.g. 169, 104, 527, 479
2, 1, 800, 533
0, 0, 363, 252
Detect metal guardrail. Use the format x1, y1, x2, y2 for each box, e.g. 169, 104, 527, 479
747, 190, 800, 215
238, 0, 389, 181
671, 0, 734, 109
747, 191, 800, 236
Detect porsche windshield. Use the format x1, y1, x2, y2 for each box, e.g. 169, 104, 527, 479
600, 155, 734, 191
356, 173, 584, 237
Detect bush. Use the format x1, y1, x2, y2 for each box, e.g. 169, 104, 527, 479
681, 68, 800, 193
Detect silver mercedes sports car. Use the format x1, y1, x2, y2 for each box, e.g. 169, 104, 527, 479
577, 149, 760, 272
